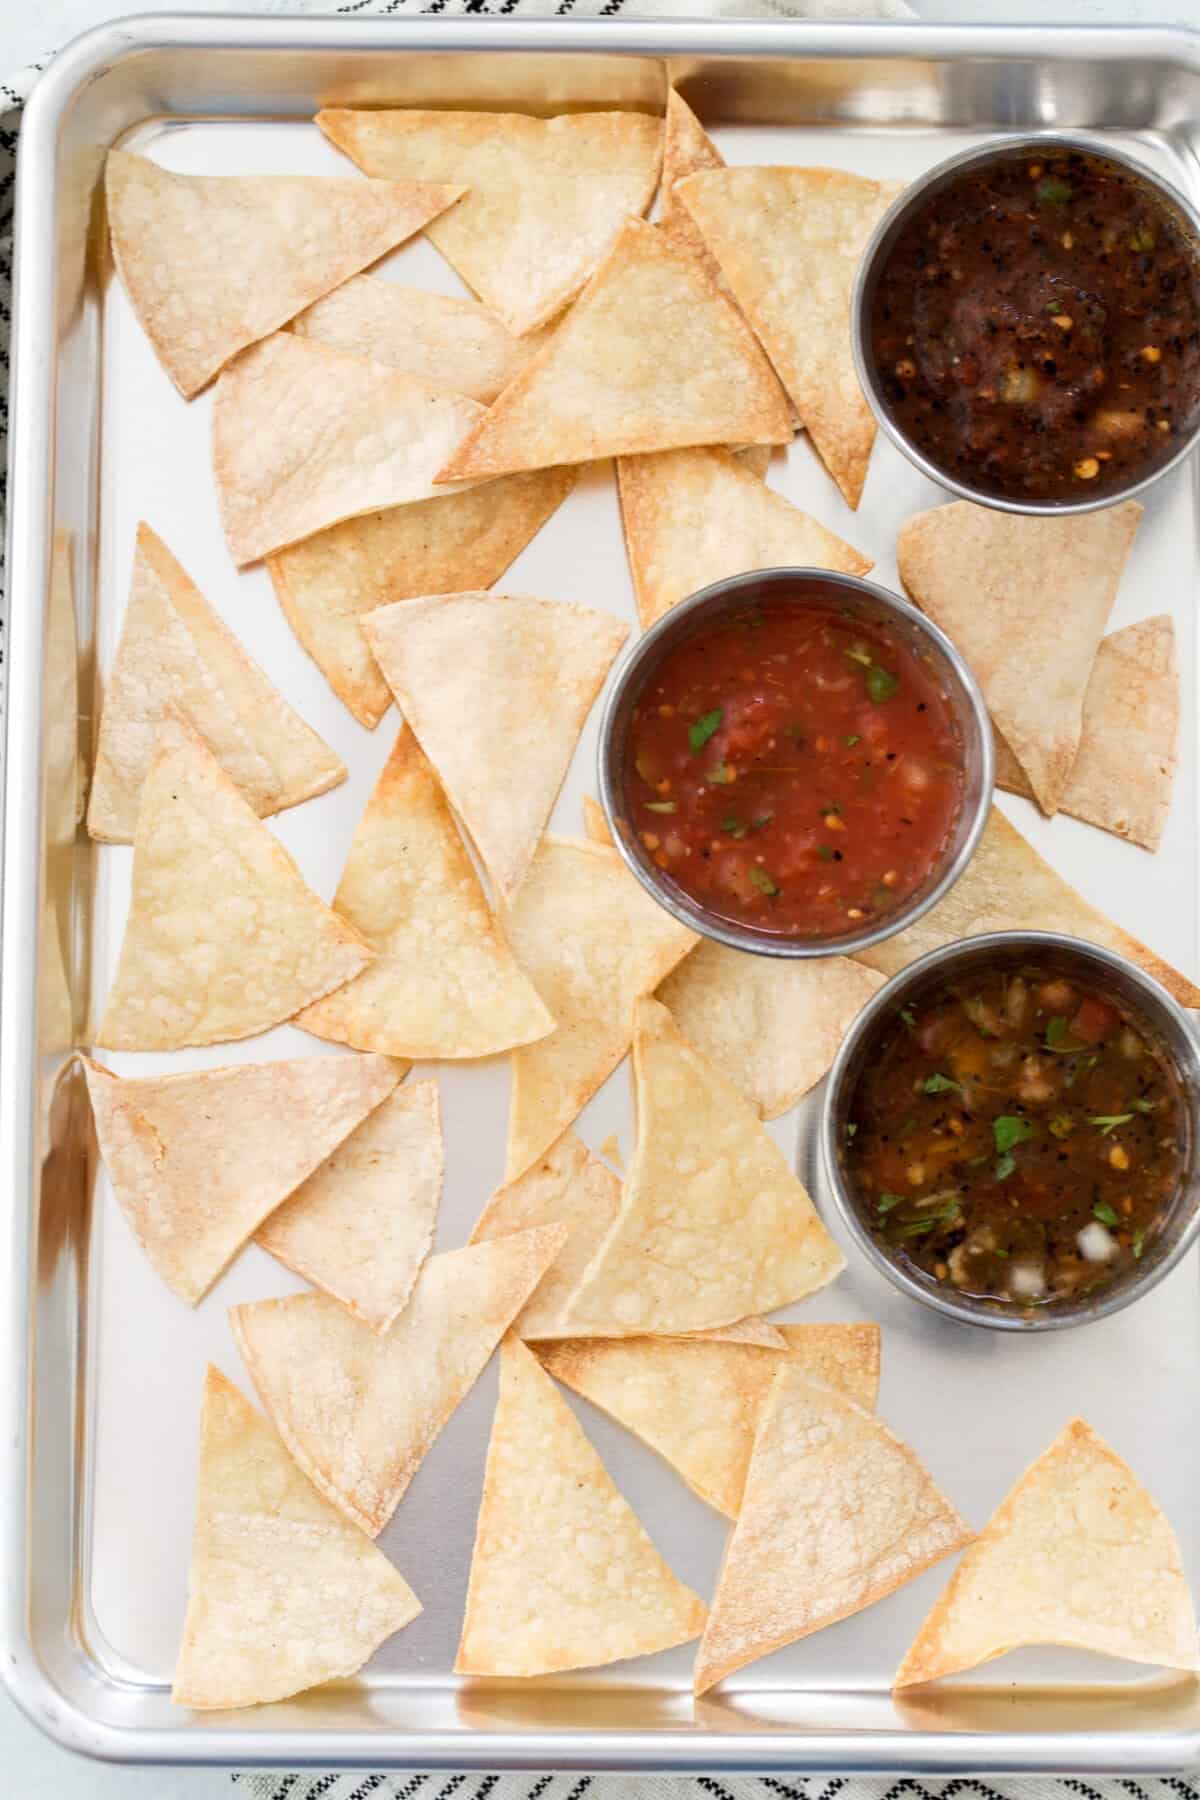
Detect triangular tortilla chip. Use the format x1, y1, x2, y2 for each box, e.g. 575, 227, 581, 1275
581, 792, 614, 846
437, 218, 793, 482
898, 501, 1142, 815
994, 616, 1179, 851
230, 1223, 568, 1536
455, 1336, 707, 1676
257, 1081, 441, 1334
694, 1370, 973, 1693
659, 939, 884, 1119
84, 1051, 402, 1305
736, 445, 773, 479
895, 1419, 1200, 1687
364, 594, 627, 903
617, 446, 872, 629
88, 522, 344, 841
317, 108, 663, 337
173, 1368, 420, 1710
659, 89, 726, 259
564, 997, 845, 1335
678, 167, 904, 507
95, 713, 373, 1050
295, 726, 553, 1059
856, 806, 1200, 1007
212, 334, 485, 566
502, 838, 698, 1179
537, 1324, 881, 1519
106, 149, 463, 399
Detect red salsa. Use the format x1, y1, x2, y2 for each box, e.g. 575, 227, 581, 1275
621, 600, 964, 937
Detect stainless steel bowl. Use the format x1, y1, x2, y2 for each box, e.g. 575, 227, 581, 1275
821, 931, 1200, 1331
851, 134, 1200, 515
596, 566, 993, 959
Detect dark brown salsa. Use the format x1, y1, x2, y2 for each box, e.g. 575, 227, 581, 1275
843, 957, 1186, 1306
870, 148, 1200, 502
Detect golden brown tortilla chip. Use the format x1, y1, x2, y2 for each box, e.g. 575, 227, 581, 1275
455, 1337, 706, 1676
735, 445, 773, 479
88, 522, 344, 841
437, 218, 793, 482
95, 713, 373, 1050
106, 149, 463, 398
364, 594, 626, 903
898, 500, 1142, 816
856, 806, 1200, 1007
257, 1081, 441, 1335
564, 997, 845, 1334
694, 1370, 973, 1693
895, 1419, 1199, 1688
678, 167, 904, 507
317, 108, 663, 337
295, 727, 553, 1059
173, 1368, 420, 1710
231, 1224, 568, 1537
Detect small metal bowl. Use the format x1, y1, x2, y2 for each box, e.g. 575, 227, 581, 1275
595, 566, 993, 959
821, 931, 1200, 1332
851, 134, 1200, 515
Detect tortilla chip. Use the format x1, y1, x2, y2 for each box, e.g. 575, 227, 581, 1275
994, 616, 1179, 851
659, 89, 726, 258
106, 149, 463, 399
503, 838, 698, 1179
212, 334, 485, 566
856, 806, 1200, 1008
84, 1051, 401, 1305
659, 940, 884, 1119
295, 726, 553, 1059
694, 1320, 785, 1349
694, 1370, 973, 1693
173, 1368, 420, 1710
364, 594, 627, 903
617, 446, 872, 629
317, 108, 663, 338
735, 445, 773, 479
455, 1337, 707, 1676
257, 1081, 441, 1335
95, 713, 373, 1050
88, 522, 344, 841
581, 793, 613, 847
895, 1418, 1200, 1687
436, 218, 793, 482
563, 997, 845, 1335
536, 1324, 880, 1519
898, 501, 1142, 816
678, 167, 904, 507
230, 1223, 568, 1536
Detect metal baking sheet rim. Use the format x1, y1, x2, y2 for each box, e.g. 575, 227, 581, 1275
6, 13, 1200, 1772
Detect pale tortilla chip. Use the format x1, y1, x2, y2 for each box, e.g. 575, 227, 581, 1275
679, 167, 904, 507
735, 445, 773, 479
617, 446, 872, 629
895, 1418, 1200, 1688
659, 89, 726, 260
503, 839, 698, 1180
994, 616, 1179, 851
898, 501, 1142, 816
212, 334, 485, 566
581, 792, 613, 846
564, 997, 845, 1334
295, 726, 553, 1059
693, 1319, 785, 1349
455, 1336, 706, 1677
230, 1223, 568, 1536
106, 149, 463, 399
694, 1370, 973, 1693
317, 108, 663, 338
537, 1324, 881, 1518
88, 522, 344, 841
363, 594, 627, 903
437, 218, 793, 482
856, 806, 1200, 1007
95, 713, 373, 1050
257, 1081, 441, 1334
173, 1367, 420, 1710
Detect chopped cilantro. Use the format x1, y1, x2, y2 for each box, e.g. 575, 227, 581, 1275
899, 1006, 916, 1032
1045, 1016, 1069, 1049
866, 663, 899, 704
877, 1192, 905, 1214
844, 734, 861, 747
994, 1153, 1016, 1182
993, 1115, 1037, 1155
722, 816, 747, 839
1093, 1201, 1121, 1227
922, 1072, 962, 1096
1089, 1113, 1134, 1134
689, 709, 723, 753
748, 865, 779, 896
845, 1122, 858, 1140
1036, 176, 1072, 206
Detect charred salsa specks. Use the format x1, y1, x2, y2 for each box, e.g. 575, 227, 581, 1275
870, 148, 1200, 502
622, 600, 963, 937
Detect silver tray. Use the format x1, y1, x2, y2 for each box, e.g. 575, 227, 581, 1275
5, 12, 1200, 1775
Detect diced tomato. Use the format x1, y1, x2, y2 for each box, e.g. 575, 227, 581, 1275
1069, 995, 1120, 1044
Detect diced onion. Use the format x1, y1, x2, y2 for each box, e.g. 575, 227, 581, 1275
1077, 1220, 1117, 1263
1008, 1261, 1046, 1300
